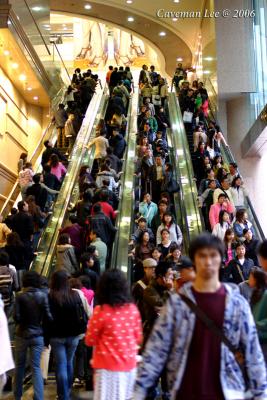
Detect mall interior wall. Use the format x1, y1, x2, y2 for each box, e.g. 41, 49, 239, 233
0, 66, 48, 209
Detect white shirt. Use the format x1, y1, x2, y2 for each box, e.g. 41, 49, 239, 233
88, 136, 109, 159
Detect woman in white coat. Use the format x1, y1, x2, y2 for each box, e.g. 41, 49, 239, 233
212, 210, 232, 241
156, 212, 183, 246
230, 176, 248, 210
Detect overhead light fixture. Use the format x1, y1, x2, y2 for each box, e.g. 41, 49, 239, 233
63, 27, 68, 30
31, 6, 42, 11
3, 50, 10, 56
127, 16, 134, 22
174, 0, 180, 2
204, 56, 213, 61
203, 70, 210, 74
84, 4, 91, 9
172, 18, 178, 21
33, 96, 39, 100
45, 27, 51, 30
177, 57, 183, 61
19, 74, 27, 81
11, 63, 19, 69
43, 24, 50, 28
27, 87, 32, 91
126, 0, 133, 3
159, 31, 166, 37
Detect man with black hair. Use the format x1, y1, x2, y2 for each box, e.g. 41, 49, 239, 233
94, 191, 117, 222
222, 242, 254, 284
151, 200, 168, 235
105, 147, 121, 172
13, 271, 52, 400
143, 261, 173, 342
134, 233, 267, 400
88, 204, 117, 246
243, 228, 259, 265
93, 181, 119, 210
43, 164, 61, 191
26, 173, 58, 211
41, 140, 67, 167
4, 207, 17, 230
258, 240, 267, 271
12, 201, 34, 268
89, 230, 107, 273
142, 261, 173, 400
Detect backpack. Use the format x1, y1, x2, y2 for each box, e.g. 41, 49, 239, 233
73, 292, 88, 335
0, 265, 14, 308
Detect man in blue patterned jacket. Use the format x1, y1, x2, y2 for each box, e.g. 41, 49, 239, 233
134, 233, 267, 400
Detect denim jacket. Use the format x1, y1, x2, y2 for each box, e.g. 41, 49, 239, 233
134, 283, 267, 400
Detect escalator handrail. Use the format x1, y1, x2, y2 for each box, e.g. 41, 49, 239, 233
169, 93, 204, 237
0, 87, 65, 217
31, 85, 107, 276
112, 90, 139, 280
110, 96, 133, 270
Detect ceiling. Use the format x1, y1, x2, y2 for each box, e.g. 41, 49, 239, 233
0, 28, 50, 106
50, 0, 206, 75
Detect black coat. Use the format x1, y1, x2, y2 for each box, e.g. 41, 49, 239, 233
41, 147, 67, 167
89, 212, 117, 245
12, 212, 34, 242
14, 287, 52, 339
26, 184, 47, 211
109, 134, 126, 159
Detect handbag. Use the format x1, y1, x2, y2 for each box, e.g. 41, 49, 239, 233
183, 111, 193, 123
180, 294, 252, 397
167, 178, 180, 193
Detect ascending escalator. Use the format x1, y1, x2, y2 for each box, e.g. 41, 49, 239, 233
31, 85, 109, 276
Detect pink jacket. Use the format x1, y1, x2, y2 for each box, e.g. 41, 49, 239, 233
209, 202, 235, 229
51, 162, 67, 181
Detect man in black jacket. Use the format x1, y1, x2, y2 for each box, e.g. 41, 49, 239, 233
109, 129, 126, 159
13, 271, 52, 400
222, 242, 254, 284
12, 200, 34, 268
41, 140, 67, 167
89, 204, 117, 246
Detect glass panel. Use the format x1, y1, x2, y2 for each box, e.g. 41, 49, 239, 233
31, 85, 109, 276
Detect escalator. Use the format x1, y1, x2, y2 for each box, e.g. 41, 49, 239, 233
171, 91, 265, 241
31, 84, 109, 276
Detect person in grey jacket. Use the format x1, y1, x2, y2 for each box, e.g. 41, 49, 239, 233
56, 233, 79, 276
134, 233, 267, 400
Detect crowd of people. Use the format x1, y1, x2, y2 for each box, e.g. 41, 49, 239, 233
1, 62, 267, 400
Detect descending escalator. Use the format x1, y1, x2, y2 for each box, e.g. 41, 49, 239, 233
172, 92, 265, 241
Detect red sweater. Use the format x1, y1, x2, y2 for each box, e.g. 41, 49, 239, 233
85, 303, 142, 371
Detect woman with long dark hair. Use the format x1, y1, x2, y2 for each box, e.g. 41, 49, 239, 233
48, 270, 90, 400
156, 212, 183, 246
212, 210, 231, 241
85, 269, 142, 400
223, 228, 236, 266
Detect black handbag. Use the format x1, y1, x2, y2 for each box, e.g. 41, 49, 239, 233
167, 178, 180, 193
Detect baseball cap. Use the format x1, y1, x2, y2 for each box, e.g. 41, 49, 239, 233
176, 256, 193, 271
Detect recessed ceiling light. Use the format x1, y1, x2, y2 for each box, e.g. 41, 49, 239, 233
3, 50, 10, 56
176, 57, 183, 61
84, 4, 91, 9
203, 70, 210, 74
174, 0, 179, 3
126, 0, 133, 3
19, 74, 27, 81
27, 87, 32, 91
11, 63, 19, 69
204, 56, 213, 61
43, 24, 50, 28
172, 18, 178, 21
63, 27, 68, 30
127, 16, 134, 22
31, 6, 42, 11
159, 31, 166, 36
33, 96, 39, 100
